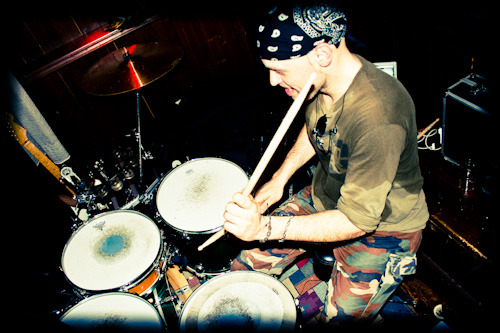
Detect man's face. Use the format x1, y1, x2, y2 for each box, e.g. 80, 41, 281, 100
262, 56, 318, 100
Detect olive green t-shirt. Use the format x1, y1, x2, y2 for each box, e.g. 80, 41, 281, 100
305, 55, 428, 233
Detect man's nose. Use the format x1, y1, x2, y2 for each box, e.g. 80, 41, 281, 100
269, 71, 282, 87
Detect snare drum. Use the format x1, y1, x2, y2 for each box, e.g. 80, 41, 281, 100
61, 210, 165, 296
60, 292, 163, 332
156, 158, 248, 273
179, 271, 297, 332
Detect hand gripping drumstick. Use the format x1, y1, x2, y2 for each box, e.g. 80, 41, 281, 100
198, 72, 317, 251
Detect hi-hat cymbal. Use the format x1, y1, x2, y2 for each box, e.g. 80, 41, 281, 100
81, 42, 183, 96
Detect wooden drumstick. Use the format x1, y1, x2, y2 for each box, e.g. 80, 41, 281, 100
198, 72, 317, 251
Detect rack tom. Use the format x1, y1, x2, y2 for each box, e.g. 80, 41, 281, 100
156, 158, 248, 274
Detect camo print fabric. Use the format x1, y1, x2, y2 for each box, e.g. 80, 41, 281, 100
230, 186, 422, 326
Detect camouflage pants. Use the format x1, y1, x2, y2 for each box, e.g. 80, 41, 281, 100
230, 186, 422, 326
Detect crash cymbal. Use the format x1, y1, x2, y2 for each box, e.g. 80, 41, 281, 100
81, 42, 183, 96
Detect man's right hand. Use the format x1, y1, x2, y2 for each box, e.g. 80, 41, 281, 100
254, 178, 286, 213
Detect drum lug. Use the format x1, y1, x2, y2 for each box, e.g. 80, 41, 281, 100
153, 212, 163, 224
194, 264, 205, 276
153, 260, 163, 272
70, 219, 82, 232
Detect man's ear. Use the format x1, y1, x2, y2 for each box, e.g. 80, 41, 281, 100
310, 43, 334, 68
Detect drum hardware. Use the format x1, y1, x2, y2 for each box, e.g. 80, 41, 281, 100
112, 144, 139, 169
93, 158, 130, 193
60, 166, 81, 187
81, 42, 183, 185
71, 150, 145, 216
92, 177, 107, 195
110, 175, 124, 191
152, 288, 169, 329
194, 265, 206, 276
111, 154, 136, 186
75, 192, 97, 206
122, 167, 135, 180
120, 175, 161, 210
93, 158, 109, 182
180, 232, 192, 241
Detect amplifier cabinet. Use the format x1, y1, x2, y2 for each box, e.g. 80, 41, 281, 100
442, 74, 492, 169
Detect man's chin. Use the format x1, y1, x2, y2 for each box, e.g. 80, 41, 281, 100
286, 86, 318, 99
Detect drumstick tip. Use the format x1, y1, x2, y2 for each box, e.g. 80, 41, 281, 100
198, 229, 225, 251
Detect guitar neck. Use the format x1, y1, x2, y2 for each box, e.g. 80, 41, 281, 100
22, 140, 62, 180
6, 113, 74, 195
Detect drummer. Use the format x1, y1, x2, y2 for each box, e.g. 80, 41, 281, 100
223, 1, 428, 329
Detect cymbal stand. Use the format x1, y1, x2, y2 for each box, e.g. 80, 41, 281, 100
134, 89, 155, 184
136, 89, 143, 183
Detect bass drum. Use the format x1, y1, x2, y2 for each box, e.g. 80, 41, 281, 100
60, 293, 163, 332
179, 271, 297, 332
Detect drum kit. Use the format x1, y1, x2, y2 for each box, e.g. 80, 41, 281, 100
55, 43, 298, 332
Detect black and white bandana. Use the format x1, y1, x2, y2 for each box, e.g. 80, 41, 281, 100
257, 3, 347, 61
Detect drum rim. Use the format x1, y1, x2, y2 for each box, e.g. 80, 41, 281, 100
60, 292, 163, 328
120, 239, 166, 295
179, 271, 297, 332
61, 210, 163, 292
155, 157, 248, 235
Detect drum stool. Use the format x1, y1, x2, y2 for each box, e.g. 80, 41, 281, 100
312, 247, 335, 281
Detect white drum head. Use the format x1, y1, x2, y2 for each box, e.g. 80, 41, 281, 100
61, 211, 161, 292
156, 158, 248, 233
179, 271, 296, 332
60, 293, 163, 332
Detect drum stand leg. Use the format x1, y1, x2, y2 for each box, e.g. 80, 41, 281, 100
153, 288, 169, 331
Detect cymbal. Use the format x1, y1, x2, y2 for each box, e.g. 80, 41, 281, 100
81, 42, 183, 96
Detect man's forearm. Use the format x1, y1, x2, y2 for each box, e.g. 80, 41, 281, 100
259, 210, 365, 243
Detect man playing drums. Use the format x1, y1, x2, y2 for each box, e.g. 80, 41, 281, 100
224, 1, 429, 329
